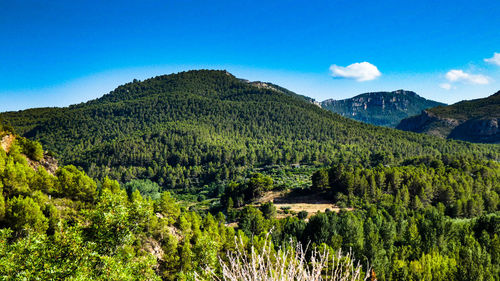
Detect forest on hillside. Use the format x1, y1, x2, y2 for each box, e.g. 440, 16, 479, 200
1, 71, 498, 192
1, 103, 500, 280
2, 0, 499, 279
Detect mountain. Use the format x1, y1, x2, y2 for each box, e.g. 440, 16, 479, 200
242, 80, 319, 105
1, 70, 497, 189
397, 91, 500, 143
320, 90, 445, 127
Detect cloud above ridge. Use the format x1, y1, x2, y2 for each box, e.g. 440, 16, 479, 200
445, 69, 490, 85
329, 62, 381, 82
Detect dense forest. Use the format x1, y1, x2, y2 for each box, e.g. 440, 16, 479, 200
1, 71, 499, 280
1, 125, 499, 280
1, 71, 498, 191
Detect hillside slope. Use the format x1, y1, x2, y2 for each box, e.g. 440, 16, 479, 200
1, 70, 497, 189
2, 122, 499, 280
321, 90, 445, 127
397, 91, 500, 143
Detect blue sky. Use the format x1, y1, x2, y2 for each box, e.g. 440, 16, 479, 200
1, 0, 499, 112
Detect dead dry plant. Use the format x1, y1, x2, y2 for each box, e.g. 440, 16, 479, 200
198, 235, 371, 281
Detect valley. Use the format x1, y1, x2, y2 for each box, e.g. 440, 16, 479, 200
0, 71, 499, 280
2, 2, 498, 280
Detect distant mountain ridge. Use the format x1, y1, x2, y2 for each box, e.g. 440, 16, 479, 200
397, 91, 500, 143
241, 80, 319, 105
320, 90, 445, 127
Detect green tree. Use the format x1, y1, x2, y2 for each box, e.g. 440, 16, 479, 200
311, 169, 329, 190
56, 165, 97, 202
6, 196, 48, 235
239, 206, 267, 237
260, 202, 277, 220
156, 192, 180, 224
247, 173, 273, 200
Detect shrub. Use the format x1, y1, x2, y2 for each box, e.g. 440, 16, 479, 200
298, 210, 308, 220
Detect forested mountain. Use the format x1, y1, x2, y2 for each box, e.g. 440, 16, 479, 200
397, 91, 500, 143
1, 123, 500, 280
321, 90, 445, 127
1, 70, 498, 190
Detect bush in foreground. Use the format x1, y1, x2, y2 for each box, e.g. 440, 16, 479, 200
199, 235, 371, 281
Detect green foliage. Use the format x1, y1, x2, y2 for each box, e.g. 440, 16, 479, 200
0, 140, 239, 280
260, 202, 277, 220
0, 190, 5, 221
247, 173, 273, 199
155, 191, 180, 224
221, 173, 274, 209
297, 210, 308, 220
5, 196, 48, 235
17, 137, 44, 161
239, 206, 268, 237
270, 206, 500, 281
311, 169, 329, 190
2, 70, 497, 189
124, 179, 161, 200
320, 155, 500, 217
56, 165, 97, 202
0, 132, 499, 280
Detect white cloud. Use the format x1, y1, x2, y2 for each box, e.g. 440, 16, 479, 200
484, 52, 500, 66
445, 69, 490, 85
439, 83, 452, 90
329, 62, 381, 82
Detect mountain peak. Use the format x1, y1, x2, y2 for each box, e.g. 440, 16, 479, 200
320, 90, 444, 127
393, 89, 416, 95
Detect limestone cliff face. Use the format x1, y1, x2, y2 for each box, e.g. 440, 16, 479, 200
243, 80, 319, 105
397, 91, 500, 143
396, 110, 461, 138
450, 118, 500, 143
1, 134, 15, 152
26, 153, 59, 175
321, 90, 445, 127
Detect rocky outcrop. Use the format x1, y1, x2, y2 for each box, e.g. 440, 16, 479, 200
26, 152, 59, 175
243, 80, 319, 105
450, 118, 500, 143
397, 110, 461, 138
1, 133, 59, 174
1, 134, 15, 153
396, 90, 500, 143
321, 90, 445, 127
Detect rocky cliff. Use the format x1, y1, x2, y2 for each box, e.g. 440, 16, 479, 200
1, 133, 58, 174
397, 91, 500, 143
321, 90, 445, 127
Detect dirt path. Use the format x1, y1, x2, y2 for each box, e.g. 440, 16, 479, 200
1, 134, 15, 153
256, 190, 353, 219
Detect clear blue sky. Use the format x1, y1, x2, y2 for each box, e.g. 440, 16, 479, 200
1, 0, 499, 112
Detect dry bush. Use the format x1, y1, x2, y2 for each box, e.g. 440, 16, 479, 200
198, 235, 371, 281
